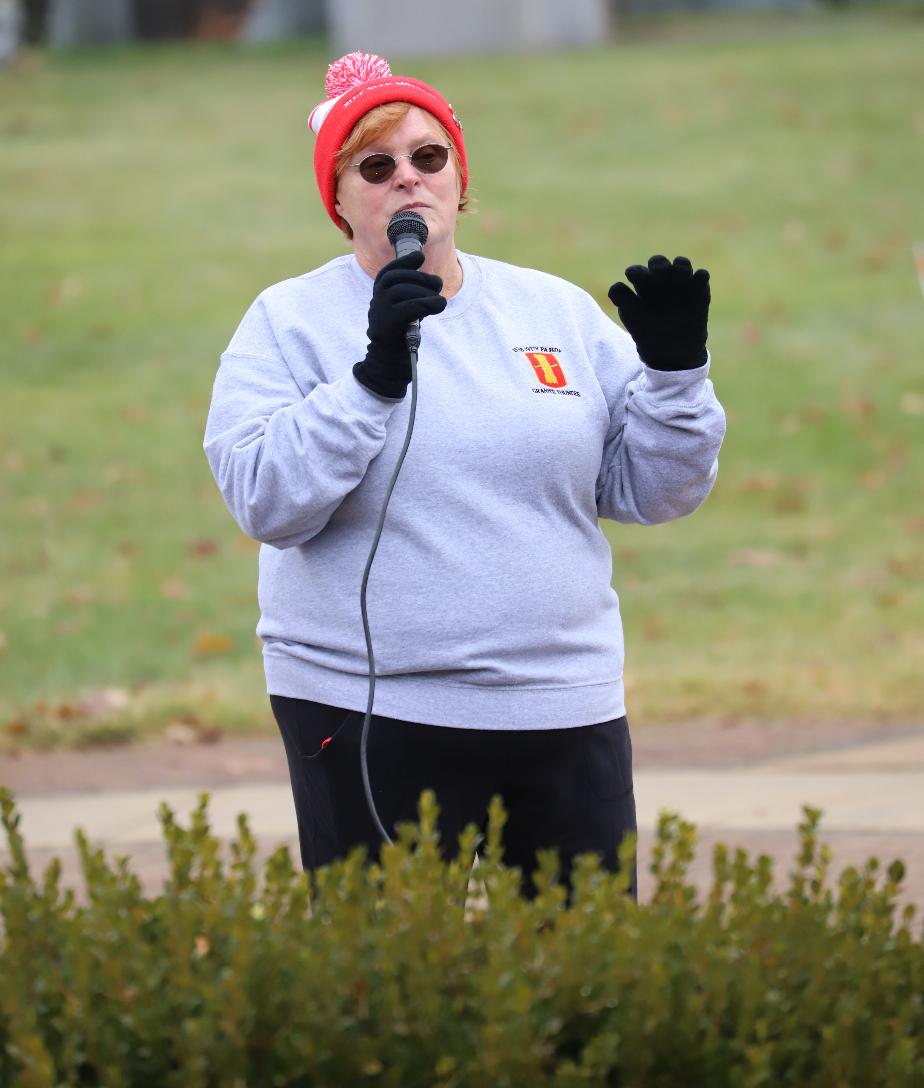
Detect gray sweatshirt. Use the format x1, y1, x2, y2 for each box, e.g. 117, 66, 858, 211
204, 251, 725, 730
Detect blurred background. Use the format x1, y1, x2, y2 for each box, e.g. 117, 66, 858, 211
1, 0, 922, 750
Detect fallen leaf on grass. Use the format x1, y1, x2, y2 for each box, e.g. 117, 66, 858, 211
858, 468, 887, 492
4, 714, 27, 737
885, 440, 909, 470
842, 395, 874, 419
732, 548, 786, 568
778, 100, 804, 127
739, 321, 763, 347
79, 688, 131, 718
782, 220, 806, 244
709, 211, 744, 235
887, 555, 922, 578
478, 211, 504, 237
822, 226, 848, 250
24, 496, 50, 517
104, 464, 141, 486
64, 585, 96, 608
50, 701, 82, 720
2, 450, 26, 472
660, 102, 689, 127
738, 473, 778, 494
772, 478, 811, 514
740, 678, 768, 699
777, 403, 825, 434
160, 577, 190, 600
862, 246, 890, 273
164, 719, 223, 746
165, 722, 198, 746
876, 592, 904, 610
193, 631, 233, 657
24, 687, 127, 722
900, 392, 924, 416
68, 490, 103, 513
800, 403, 825, 426
46, 277, 82, 306
189, 538, 220, 558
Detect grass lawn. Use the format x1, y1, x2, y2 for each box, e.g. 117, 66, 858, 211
1, 10, 923, 749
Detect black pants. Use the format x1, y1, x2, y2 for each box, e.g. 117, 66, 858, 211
270, 695, 638, 900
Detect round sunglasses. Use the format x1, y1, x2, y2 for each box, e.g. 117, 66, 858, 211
351, 143, 452, 184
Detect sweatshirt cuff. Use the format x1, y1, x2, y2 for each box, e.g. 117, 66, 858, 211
333, 370, 406, 425
641, 352, 712, 397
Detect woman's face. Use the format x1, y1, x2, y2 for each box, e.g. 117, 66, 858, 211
335, 106, 461, 266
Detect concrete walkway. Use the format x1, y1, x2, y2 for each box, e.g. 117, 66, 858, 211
2, 725, 923, 910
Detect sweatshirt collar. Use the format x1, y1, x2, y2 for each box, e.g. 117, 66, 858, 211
348, 250, 481, 320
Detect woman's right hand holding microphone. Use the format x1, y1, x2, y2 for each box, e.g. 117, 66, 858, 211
353, 251, 446, 400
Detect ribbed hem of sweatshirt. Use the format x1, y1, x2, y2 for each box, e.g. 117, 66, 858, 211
263, 650, 626, 731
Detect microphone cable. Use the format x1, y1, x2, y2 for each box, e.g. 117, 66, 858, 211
358, 340, 420, 847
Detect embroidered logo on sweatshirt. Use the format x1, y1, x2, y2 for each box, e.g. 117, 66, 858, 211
525, 352, 567, 388
512, 346, 581, 397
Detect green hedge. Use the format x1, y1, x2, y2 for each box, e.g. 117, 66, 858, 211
1, 787, 921, 1087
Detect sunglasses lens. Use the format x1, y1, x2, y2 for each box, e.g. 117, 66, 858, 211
410, 144, 450, 173
358, 154, 396, 184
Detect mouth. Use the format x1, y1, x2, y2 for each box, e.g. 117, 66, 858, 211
398, 203, 428, 212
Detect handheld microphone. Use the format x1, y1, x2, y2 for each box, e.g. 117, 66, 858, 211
386, 210, 429, 352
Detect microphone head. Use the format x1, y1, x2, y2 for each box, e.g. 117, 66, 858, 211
387, 210, 429, 249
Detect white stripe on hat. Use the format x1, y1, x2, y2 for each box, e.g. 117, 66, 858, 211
308, 95, 343, 135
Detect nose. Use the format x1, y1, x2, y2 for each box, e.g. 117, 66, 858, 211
391, 156, 420, 188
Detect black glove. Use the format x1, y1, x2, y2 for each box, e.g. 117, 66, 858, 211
607, 255, 710, 372
352, 250, 447, 399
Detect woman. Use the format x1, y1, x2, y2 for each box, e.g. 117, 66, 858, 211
204, 52, 726, 898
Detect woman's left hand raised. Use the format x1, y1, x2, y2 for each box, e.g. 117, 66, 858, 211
607, 255, 711, 372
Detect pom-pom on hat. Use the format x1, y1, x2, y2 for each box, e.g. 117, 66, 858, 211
308, 51, 468, 229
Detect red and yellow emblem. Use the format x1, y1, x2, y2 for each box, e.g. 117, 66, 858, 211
525, 352, 567, 388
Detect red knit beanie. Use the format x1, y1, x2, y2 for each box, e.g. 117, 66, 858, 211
308, 52, 468, 230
